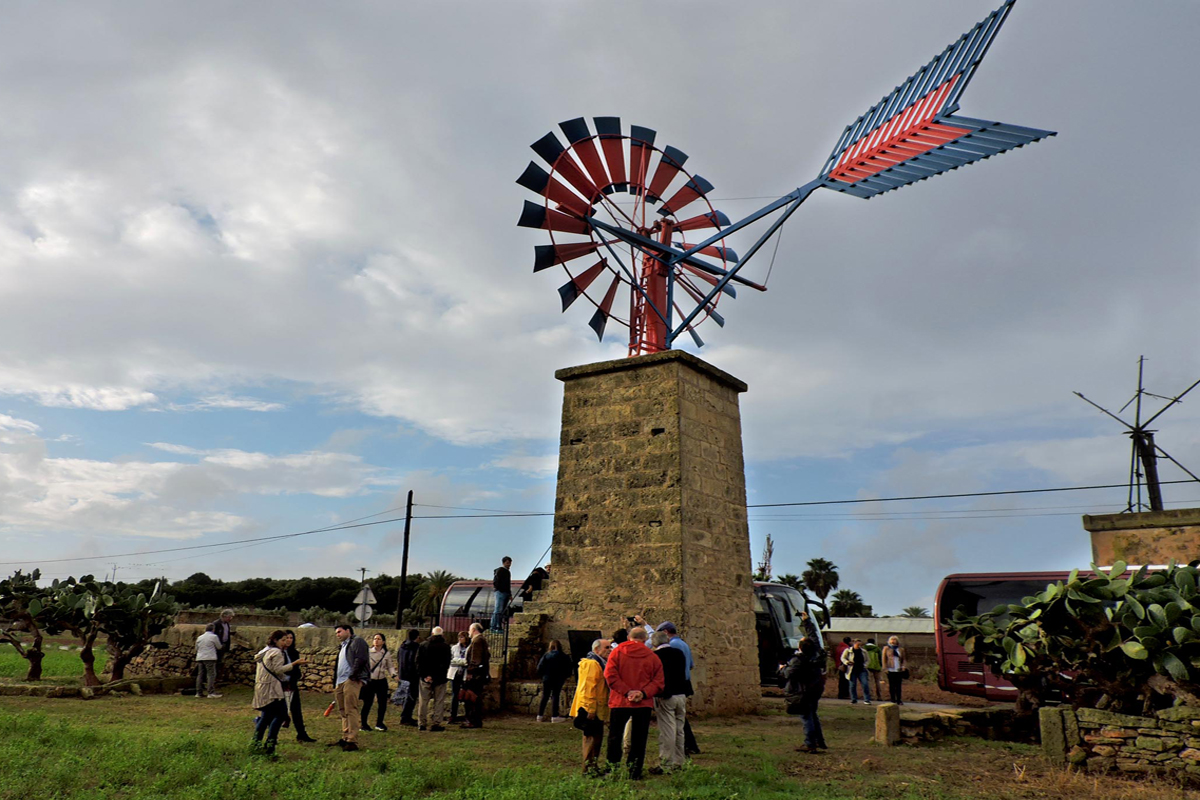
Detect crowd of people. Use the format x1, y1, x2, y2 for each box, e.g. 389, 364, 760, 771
566, 616, 697, 779
832, 634, 908, 705
199, 585, 910, 771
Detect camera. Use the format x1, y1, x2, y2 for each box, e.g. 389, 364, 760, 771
625, 616, 636, 624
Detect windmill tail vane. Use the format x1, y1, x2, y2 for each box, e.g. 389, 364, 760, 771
517, 0, 1055, 356
818, 0, 1054, 199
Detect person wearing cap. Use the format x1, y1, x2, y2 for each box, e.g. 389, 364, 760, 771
649, 630, 688, 773
655, 621, 701, 756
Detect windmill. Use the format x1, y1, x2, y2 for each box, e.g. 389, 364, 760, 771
1075, 357, 1200, 513
517, 0, 1055, 356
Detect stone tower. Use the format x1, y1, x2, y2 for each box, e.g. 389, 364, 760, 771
1083, 509, 1200, 566
527, 349, 760, 715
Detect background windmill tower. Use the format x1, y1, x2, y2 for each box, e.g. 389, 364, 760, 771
1079, 358, 1200, 565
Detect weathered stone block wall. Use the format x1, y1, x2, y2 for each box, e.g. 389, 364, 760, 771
127, 624, 409, 692
1083, 509, 1200, 567
528, 350, 760, 716
1041, 705, 1200, 781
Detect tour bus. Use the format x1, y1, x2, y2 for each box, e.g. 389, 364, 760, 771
437, 579, 524, 632
934, 571, 1076, 700
438, 578, 820, 684
754, 580, 824, 685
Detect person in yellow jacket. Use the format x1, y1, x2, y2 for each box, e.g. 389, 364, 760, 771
569, 638, 612, 776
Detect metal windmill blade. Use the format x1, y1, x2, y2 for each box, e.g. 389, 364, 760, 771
517, 0, 1055, 356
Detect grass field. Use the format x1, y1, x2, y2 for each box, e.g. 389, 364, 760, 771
0, 646, 107, 681
0, 688, 1192, 800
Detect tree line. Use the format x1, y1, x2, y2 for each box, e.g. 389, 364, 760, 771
1, 569, 469, 685
162, 569, 464, 619
761, 557, 931, 621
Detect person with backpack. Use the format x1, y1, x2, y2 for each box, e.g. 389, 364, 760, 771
864, 638, 884, 701
785, 636, 827, 753
535, 639, 572, 722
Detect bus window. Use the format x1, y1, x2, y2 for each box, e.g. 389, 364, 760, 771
442, 585, 478, 617
759, 585, 820, 652
938, 580, 1052, 622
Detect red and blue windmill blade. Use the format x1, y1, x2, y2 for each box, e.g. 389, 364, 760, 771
516, 0, 1054, 353
818, 0, 1054, 198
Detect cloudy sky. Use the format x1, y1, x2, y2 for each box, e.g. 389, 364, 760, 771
2, 1, 1198, 616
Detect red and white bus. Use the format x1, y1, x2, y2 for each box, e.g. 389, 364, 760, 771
934, 571, 1074, 700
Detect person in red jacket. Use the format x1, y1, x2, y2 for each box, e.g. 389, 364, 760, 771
603, 626, 664, 779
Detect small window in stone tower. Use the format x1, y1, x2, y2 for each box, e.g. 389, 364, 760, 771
651, 428, 665, 436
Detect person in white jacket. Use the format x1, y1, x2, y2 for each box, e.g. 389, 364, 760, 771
195, 624, 221, 698
447, 631, 470, 723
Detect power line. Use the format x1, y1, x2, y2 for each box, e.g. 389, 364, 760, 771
0, 505, 410, 568
746, 479, 1200, 509
412, 513, 553, 519
5, 478, 1199, 570
414, 503, 550, 514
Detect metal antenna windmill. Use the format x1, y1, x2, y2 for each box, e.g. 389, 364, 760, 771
1075, 357, 1200, 512
517, 0, 1055, 356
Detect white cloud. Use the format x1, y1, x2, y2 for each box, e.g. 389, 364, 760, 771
1, 428, 401, 543
489, 453, 558, 478
170, 395, 287, 413
0, 383, 158, 411
0, 414, 40, 434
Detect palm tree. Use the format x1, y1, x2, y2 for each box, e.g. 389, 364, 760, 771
830, 589, 873, 618
901, 606, 931, 618
775, 574, 804, 592
413, 569, 461, 618
801, 558, 839, 626
801, 558, 839, 603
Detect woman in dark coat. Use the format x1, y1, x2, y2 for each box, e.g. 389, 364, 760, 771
785, 637, 828, 753
535, 639, 573, 721
282, 630, 317, 743
398, 629, 421, 726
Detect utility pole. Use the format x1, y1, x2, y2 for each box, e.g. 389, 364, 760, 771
359, 567, 368, 586
396, 490, 413, 629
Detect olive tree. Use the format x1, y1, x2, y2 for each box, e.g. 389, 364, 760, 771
943, 560, 1200, 715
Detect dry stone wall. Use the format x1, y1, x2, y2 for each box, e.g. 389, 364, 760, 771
528, 351, 760, 716
1041, 705, 1200, 781
126, 625, 483, 693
